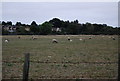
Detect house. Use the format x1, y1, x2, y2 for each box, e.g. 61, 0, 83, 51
52, 27, 61, 32
25, 26, 30, 31
2, 25, 16, 32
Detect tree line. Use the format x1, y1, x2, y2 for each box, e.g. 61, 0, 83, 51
2, 18, 120, 35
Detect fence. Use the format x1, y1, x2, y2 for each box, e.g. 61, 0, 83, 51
2, 53, 119, 81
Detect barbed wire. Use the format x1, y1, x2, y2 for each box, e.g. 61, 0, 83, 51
3, 61, 118, 64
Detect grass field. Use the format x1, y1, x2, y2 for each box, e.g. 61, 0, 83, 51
2, 35, 118, 79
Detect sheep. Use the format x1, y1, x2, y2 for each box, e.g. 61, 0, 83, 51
32, 36, 37, 40
48, 56, 51, 58
67, 37, 71, 41
52, 39, 58, 43
33, 37, 37, 40
109, 36, 115, 40
79, 38, 83, 41
102, 36, 105, 37
89, 37, 92, 39
109, 36, 114, 39
79, 38, 85, 43
70, 39, 72, 42
67, 37, 72, 42
5, 39, 9, 43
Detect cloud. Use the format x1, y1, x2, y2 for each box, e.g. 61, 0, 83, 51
2, 2, 118, 27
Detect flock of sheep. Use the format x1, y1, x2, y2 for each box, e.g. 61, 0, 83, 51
52, 37, 86, 43
51, 36, 116, 43
4, 35, 116, 43
4, 36, 86, 43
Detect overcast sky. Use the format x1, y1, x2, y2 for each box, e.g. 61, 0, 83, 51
2, 2, 118, 27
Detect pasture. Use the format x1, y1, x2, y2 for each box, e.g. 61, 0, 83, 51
2, 35, 118, 79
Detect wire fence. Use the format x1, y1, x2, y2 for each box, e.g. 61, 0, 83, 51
2, 53, 119, 81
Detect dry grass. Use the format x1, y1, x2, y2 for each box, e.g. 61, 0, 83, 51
2, 35, 118, 79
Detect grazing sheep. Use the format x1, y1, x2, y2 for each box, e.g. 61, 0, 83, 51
79, 38, 83, 41
89, 37, 92, 39
67, 37, 70, 41
70, 39, 72, 42
32, 36, 37, 40
33, 37, 37, 40
111, 36, 113, 38
109, 36, 115, 40
5, 39, 9, 43
48, 56, 51, 58
52, 39, 58, 43
109, 36, 114, 39
67, 37, 72, 42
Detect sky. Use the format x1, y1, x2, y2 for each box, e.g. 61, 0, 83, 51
1, 0, 119, 2
1, 2, 118, 27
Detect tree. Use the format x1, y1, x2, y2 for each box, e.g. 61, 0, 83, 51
49, 18, 62, 28
30, 26, 39, 34
40, 22, 52, 35
73, 20, 79, 24
30, 21, 39, 34
15, 22, 22, 26
1, 18, 119, 35
86, 22, 94, 34
31, 21, 37, 26
16, 26, 26, 35
66, 22, 80, 35
6, 21, 12, 25
2, 29, 9, 35
2, 21, 6, 25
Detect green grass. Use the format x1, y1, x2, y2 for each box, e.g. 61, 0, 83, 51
2, 35, 118, 79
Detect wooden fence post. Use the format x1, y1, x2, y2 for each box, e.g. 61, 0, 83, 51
118, 53, 120, 81
23, 53, 30, 81
118, 2, 120, 81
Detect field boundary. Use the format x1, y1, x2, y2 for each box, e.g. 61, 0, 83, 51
3, 61, 118, 64
1, 79, 118, 81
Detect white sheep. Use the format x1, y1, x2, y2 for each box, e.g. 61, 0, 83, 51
5, 39, 9, 43
48, 56, 51, 58
67, 37, 71, 41
52, 39, 58, 43
102, 36, 105, 37
67, 37, 73, 42
79, 38, 83, 41
70, 39, 72, 42
32, 36, 37, 40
